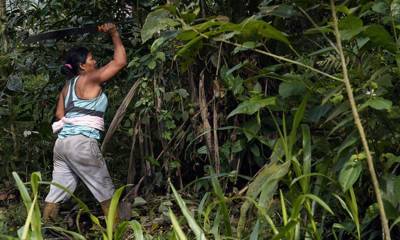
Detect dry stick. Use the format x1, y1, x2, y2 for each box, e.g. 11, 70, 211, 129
330, 1, 391, 239
213, 42, 223, 174
199, 70, 214, 167
101, 79, 141, 152
127, 118, 140, 186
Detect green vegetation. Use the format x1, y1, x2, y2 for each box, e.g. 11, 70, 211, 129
2, 0, 400, 239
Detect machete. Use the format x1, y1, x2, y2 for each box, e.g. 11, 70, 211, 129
22, 24, 100, 44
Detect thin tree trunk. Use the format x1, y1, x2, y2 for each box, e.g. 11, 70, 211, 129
0, 0, 7, 52
200, 0, 206, 18
139, 124, 146, 178
0, 0, 5, 18
330, 1, 391, 239
212, 43, 223, 174
212, 100, 220, 173
188, 67, 198, 103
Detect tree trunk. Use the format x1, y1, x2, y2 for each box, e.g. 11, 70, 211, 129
0, 0, 5, 19
0, 0, 7, 52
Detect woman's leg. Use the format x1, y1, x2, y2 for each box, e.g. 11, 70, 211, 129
43, 139, 78, 222
61, 135, 117, 223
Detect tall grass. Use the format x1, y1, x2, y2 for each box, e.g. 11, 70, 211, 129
9, 171, 145, 240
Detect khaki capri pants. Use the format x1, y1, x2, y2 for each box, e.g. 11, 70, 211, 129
45, 135, 115, 203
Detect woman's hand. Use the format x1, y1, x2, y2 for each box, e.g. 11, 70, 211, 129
98, 23, 117, 35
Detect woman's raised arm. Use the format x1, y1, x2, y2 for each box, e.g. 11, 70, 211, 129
88, 23, 127, 84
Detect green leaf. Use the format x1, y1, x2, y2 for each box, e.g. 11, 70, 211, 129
233, 41, 257, 54
169, 209, 188, 240
301, 124, 311, 193
230, 19, 290, 45
128, 220, 144, 240
303, 194, 334, 215
237, 161, 290, 237
176, 30, 198, 41
364, 24, 397, 53
47, 226, 86, 240
24, 74, 49, 91
197, 145, 209, 155
106, 186, 126, 239
363, 97, 392, 110
249, 220, 260, 240
209, 169, 232, 236
12, 172, 31, 210
175, 35, 203, 59
259, 4, 298, 18
114, 222, 129, 240
372, 1, 389, 14
227, 97, 276, 118
242, 118, 261, 141
288, 94, 309, 154
147, 60, 157, 70
391, 0, 400, 22
141, 9, 180, 43
155, 51, 166, 62
169, 181, 207, 240
339, 153, 365, 192
278, 81, 306, 98
338, 15, 363, 41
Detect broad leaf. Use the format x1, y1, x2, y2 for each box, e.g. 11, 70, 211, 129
363, 97, 392, 110
339, 153, 365, 192
227, 97, 276, 118
391, 0, 400, 22
225, 19, 289, 45
372, 1, 389, 14
364, 24, 397, 53
242, 118, 261, 141
279, 81, 306, 98
338, 15, 363, 41
141, 9, 180, 43
259, 4, 298, 18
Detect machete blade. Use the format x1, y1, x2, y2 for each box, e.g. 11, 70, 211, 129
23, 24, 99, 44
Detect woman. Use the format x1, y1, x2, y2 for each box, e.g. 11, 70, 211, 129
43, 23, 127, 222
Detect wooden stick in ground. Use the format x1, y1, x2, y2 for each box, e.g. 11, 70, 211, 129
101, 79, 141, 152
330, 1, 391, 239
199, 70, 214, 167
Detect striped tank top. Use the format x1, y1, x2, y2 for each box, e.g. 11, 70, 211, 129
58, 76, 108, 140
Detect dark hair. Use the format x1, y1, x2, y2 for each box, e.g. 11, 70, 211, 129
60, 47, 90, 78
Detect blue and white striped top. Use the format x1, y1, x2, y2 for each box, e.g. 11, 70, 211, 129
58, 76, 108, 140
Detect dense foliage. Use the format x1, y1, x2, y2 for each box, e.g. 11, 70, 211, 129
2, 0, 400, 239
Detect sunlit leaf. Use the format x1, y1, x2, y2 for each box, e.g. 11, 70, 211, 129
338, 15, 363, 40
227, 97, 276, 118
141, 9, 180, 43
362, 97, 392, 110
339, 153, 365, 192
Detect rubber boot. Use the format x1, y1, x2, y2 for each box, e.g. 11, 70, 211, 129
42, 202, 60, 223
100, 199, 119, 227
